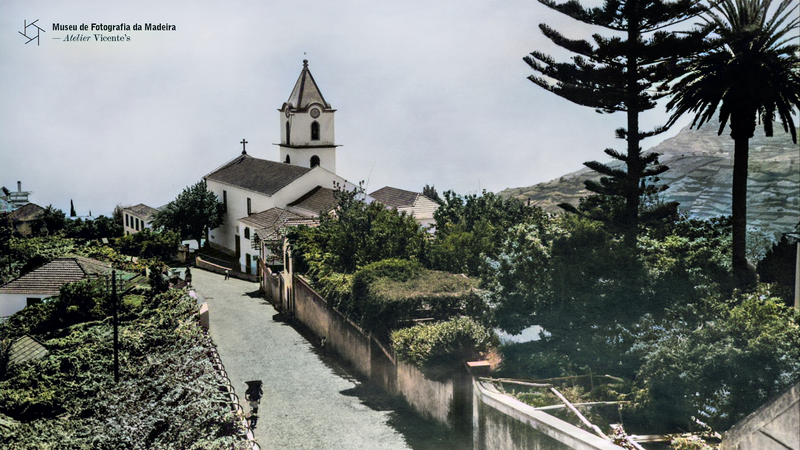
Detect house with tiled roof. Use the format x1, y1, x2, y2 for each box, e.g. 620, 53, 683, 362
369, 186, 440, 228
203, 60, 357, 274
238, 207, 319, 268
122, 203, 161, 236
2, 202, 45, 236
0, 256, 113, 317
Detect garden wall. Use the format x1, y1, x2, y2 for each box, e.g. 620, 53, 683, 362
265, 274, 464, 429
472, 380, 622, 450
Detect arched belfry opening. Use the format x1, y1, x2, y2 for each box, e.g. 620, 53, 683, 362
311, 121, 320, 141
310, 155, 320, 167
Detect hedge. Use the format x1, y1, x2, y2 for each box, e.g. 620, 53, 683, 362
391, 317, 496, 380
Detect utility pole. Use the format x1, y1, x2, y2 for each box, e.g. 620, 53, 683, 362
112, 269, 120, 383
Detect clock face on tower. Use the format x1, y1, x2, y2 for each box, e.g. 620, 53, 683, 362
310, 108, 320, 119
285, 108, 291, 118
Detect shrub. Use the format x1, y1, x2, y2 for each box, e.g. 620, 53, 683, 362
391, 317, 496, 380
351, 259, 483, 332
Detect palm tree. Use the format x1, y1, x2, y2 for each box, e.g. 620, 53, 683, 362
664, 0, 800, 289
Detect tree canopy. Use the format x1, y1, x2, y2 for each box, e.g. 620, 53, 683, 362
152, 180, 225, 250
663, 0, 800, 288
525, 0, 709, 247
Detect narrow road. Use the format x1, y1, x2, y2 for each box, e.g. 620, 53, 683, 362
190, 268, 414, 450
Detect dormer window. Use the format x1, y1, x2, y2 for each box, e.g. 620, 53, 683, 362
311, 121, 320, 141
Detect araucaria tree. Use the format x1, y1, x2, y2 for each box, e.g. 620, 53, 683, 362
525, 0, 707, 247
153, 180, 225, 250
663, 0, 800, 288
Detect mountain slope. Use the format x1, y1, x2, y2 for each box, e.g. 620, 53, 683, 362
500, 121, 800, 235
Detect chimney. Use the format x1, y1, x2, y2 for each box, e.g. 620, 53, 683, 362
17, 181, 21, 192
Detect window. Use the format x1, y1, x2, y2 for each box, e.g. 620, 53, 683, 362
244, 227, 250, 239
125, 214, 129, 227
223, 190, 227, 212
247, 198, 252, 215
135, 217, 140, 231
285, 121, 291, 145
311, 121, 320, 140
310, 155, 320, 167
284, 154, 291, 164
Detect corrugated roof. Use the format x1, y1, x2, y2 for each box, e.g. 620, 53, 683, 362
0, 256, 112, 296
283, 60, 331, 111
8, 335, 48, 366
204, 154, 311, 196
369, 187, 421, 208
123, 203, 160, 220
286, 186, 338, 215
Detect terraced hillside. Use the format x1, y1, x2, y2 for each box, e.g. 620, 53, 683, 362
500, 120, 800, 236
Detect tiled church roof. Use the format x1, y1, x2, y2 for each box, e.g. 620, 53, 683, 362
287, 186, 337, 215
204, 155, 311, 196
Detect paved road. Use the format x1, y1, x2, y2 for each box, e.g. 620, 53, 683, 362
190, 268, 414, 450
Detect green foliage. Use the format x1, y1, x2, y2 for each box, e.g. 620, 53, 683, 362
148, 262, 170, 296
153, 180, 225, 249
663, 0, 800, 287
757, 224, 800, 306
0, 290, 244, 448
430, 190, 544, 277
288, 184, 429, 276
483, 214, 562, 334
391, 317, 496, 379
357, 263, 483, 333
525, 0, 708, 246
36, 205, 67, 235
115, 228, 180, 261
63, 215, 123, 240
632, 288, 800, 432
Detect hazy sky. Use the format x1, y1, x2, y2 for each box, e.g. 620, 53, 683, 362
2, 0, 706, 217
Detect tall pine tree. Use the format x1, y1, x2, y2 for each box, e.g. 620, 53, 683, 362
525, 0, 709, 247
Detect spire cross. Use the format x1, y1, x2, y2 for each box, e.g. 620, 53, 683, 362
240, 139, 248, 155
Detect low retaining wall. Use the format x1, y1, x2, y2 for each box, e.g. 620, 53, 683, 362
196, 256, 258, 282
293, 277, 372, 377
473, 380, 622, 450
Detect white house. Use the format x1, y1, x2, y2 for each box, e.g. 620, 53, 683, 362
122, 203, 160, 236
204, 60, 357, 273
369, 186, 440, 229
0, 256, 112, 317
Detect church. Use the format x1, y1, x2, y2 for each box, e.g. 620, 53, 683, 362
202, 60, 439, 275
203, 60, 357, 274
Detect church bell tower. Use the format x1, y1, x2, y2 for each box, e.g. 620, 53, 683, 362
278, 60, 338, 173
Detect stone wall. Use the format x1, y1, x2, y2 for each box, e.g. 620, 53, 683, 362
292, 276, 372, 378
472, 380, 622, 450
721, 382, 799, 450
